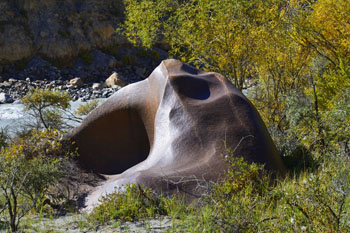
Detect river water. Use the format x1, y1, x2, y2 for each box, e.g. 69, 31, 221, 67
0, 99, 105, 134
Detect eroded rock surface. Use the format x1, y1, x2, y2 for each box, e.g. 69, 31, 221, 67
67, 59, 285, 207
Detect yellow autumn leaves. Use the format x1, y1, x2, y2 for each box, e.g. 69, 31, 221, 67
123, 0, 350, 153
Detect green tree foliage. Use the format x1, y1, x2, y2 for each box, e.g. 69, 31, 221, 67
124, 0, 270, 89
22, 88, 71, 129
74, 99, 99, 117
119, 4, 350, 230
4, 1, 346, 231
123, 0, 175, 48
0, 129, 71, 232
123, 0, 350, 157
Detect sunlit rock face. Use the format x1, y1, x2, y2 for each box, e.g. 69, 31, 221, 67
67, 59, 285, 206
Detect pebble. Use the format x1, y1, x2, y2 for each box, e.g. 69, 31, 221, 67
92, 83, 103, 90
0, 81, 11, 88
0, 92, 13, 103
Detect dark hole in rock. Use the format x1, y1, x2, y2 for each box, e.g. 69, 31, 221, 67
171, 75, 210, 100
76, 108, 150, 175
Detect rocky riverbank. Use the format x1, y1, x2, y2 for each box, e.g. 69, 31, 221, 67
0, 72, 120, 103
0, 49, 167, 103
0, 0, 169, 104
0, 77, 117, 103
0, 0, 127, 65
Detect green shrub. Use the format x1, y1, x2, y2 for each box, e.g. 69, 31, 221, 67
85, 146, 350, 232
269, 155, 350, 232
0, 129, 72, 232
74, 100, 99, 117
174, 152, 350, 232
22, 88, 71, 130
184, 154, 272, 232
89, 184, 167, 225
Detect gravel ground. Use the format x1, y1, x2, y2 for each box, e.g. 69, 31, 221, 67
15, 214, 175, 233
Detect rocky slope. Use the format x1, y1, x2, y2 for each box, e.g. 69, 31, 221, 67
0, 0, 167, 88
0, 0, 125, 65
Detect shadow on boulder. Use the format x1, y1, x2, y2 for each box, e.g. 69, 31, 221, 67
67, 59, 286, 206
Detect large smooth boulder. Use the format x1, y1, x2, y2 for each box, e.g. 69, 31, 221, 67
67, 59, 285, 206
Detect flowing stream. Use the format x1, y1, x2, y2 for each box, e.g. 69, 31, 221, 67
0, 99, 105, 135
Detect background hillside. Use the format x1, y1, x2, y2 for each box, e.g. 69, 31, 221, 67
0, 0, 166, 83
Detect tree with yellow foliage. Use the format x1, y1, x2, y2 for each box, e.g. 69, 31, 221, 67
123, 0, 350, 155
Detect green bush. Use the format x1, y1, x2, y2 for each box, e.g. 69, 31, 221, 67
174, 153, 350, 232
22, 88, 71, 130
74, 99, 99, 117
89, 184, 167, 224
85, 145, 350, 232
0, 129, 72, 232
268, 155, 350, 232
181, 155, 272, 232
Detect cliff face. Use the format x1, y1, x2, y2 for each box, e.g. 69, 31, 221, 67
0, 0, 126, 66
